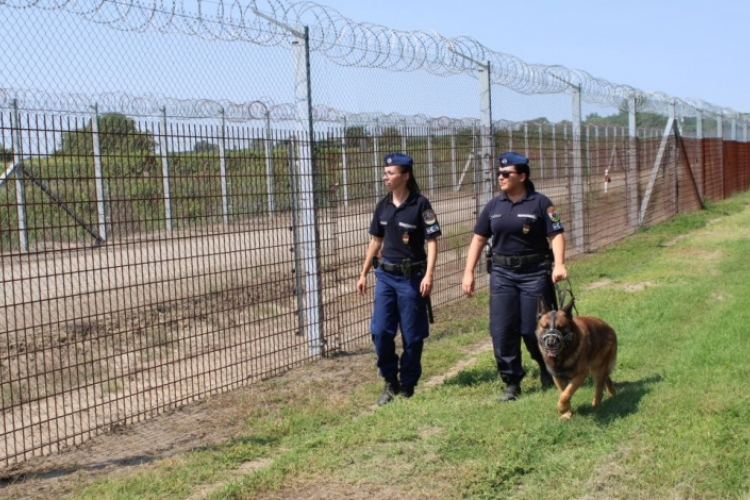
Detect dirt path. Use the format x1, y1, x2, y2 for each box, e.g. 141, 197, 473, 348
0, 337, 493, 500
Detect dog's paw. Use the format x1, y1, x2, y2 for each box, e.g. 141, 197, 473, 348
559, 411, 573, 420
557, 400, 571, 415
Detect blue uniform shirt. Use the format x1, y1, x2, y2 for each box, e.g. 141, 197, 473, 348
474, 189, 563, 255
369, 191, 441, 264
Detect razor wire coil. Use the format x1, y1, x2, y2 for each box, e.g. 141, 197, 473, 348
0, 87, 489, 129
1, 0, 738, 118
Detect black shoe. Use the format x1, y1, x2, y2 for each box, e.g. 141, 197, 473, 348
377, 379, 400, 406
540, 371, 554, 390
400, 385, 414, 398
499, 384, 521, 402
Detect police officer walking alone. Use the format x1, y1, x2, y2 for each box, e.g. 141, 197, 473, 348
462, 152, 567, 402
358, 153, 441, 405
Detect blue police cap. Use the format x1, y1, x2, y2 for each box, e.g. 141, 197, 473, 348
384, 153, 413, 168
498, 151, 529, 167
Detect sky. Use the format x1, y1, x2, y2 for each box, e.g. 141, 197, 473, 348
1, 0, 748, 129
311, 0, 750, 113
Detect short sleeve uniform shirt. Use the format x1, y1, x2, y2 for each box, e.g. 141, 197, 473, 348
369, 191, 441, 264
474, 190, 563, 255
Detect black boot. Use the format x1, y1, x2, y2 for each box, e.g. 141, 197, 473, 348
377, 379, 400, 406
399, 385, 414, 398
499, 384, 521, 402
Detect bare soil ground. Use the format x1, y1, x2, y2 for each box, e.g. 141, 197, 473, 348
0, 333, 492, 500
0, 194, 478, 468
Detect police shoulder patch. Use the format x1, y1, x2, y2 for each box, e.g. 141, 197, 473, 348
547, 206, 560, 223
423, 209, 437, 225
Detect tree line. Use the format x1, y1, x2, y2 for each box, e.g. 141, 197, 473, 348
0, 106, 709, 164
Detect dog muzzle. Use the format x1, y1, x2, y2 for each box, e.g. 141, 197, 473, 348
539, 328, 567, 358
539, 311, 573, 358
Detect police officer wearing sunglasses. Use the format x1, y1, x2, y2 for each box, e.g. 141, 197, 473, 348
462, 151, 567, 402
357, 153, 441, 406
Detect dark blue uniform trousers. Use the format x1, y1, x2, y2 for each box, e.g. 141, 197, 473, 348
371, 268, 429, 387
489, 263, 556, 385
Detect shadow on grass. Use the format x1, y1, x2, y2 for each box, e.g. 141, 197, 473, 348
442, 365, 663, 424
442, 365, 499, 387
576, 374, 664, 423
440, 364, 570, 389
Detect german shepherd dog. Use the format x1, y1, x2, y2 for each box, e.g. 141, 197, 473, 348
536, 296, 618, 419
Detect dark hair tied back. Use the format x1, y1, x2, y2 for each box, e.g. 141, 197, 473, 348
402, 165, 420, 194
515, 163, 535, 192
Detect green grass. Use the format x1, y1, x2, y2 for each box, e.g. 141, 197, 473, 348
66, 192, 750, 499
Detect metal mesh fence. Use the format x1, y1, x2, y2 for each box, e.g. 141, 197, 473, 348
2, 0, 750, 467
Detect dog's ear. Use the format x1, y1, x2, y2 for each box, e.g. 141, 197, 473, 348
537, 295, 550, 319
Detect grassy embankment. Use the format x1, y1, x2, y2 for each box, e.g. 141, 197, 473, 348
65, 191, 750, 499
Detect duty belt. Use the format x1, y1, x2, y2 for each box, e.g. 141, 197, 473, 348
375, 259, 426, 277
491, 252, 548, 267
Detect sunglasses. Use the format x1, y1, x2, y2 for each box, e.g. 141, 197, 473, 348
497, 170, 518, 178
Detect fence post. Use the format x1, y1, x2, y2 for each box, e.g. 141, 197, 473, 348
219, 107, 229, 224
451, 131, 457, 189
91, 104, 107, 242
372, 119, 381, 201
670, 103, 678, 214
158, 107, 173, 232
445, 49, 492, 203
472, 126, 481, 219
264, 110, 275, 216
563, 123, 569, 191
538, 123, 544, 179
586, 125, 591, 174
292, 25, 324, 356
340, 117, 349, 207
523, 122, 529, 157
627, 95, 639, 227
427, 132, 434, 196
570, 85, 585, 254
595, 125, 601, 173
401, 120, 407, 153
508, 123, 513, 152
10, 99, 28, 252
604, 125, 609, 172
552, 123, 557, 174
716, 114, 724, 198
287, 138, 305, 338
478, 60, 493, 207
696, 110, 704, 196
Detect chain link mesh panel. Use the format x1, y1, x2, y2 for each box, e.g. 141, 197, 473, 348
1, 0, 749, 467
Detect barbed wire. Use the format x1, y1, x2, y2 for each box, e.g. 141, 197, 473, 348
2, 0, 739, 117
0, 87, 486, 129
3, 87, 740, 134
